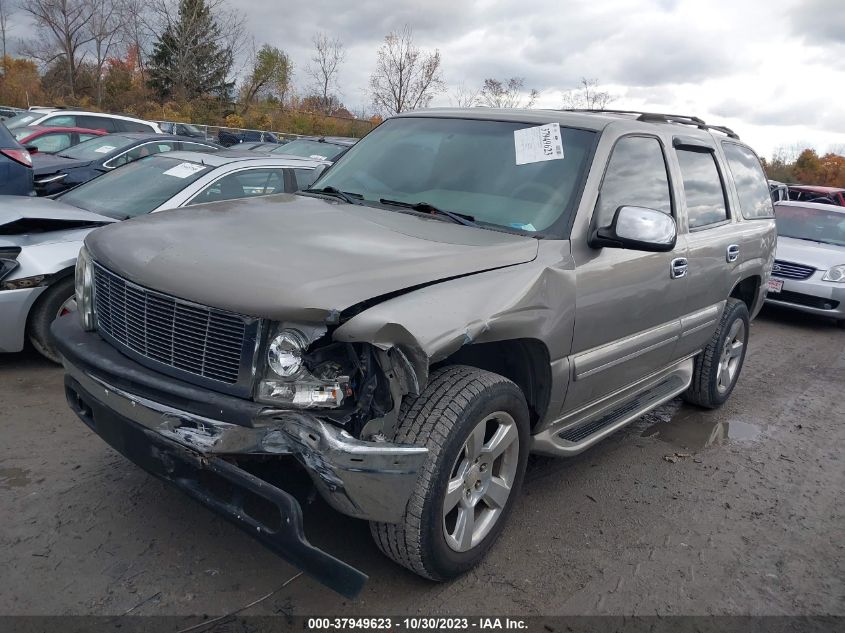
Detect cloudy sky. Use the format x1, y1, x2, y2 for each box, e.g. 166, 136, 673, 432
9, 0, 845, 157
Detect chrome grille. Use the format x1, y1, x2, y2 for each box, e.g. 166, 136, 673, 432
93, 263, 250, 385
772, 260, 815, 280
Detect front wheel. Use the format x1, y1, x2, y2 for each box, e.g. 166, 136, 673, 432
370, 365, 529, 581
683, 298, 750, 409
27, 277, 76, 364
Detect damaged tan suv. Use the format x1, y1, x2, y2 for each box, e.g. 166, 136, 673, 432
53, 109, 776, 597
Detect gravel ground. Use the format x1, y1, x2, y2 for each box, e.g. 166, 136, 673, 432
0, 305, 842, 617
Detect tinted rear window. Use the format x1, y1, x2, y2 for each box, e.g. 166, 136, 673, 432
722, 143, 774, 219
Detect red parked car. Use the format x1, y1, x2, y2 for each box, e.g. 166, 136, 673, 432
12, 126, 108, 155
787, 185, 845, 206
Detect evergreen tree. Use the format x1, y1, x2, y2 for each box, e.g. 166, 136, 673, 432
147, 0, 234, 101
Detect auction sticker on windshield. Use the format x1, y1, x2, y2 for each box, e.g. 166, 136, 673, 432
95, 145, 116, 153
514, 122, 564, 165
163, 162, 207, 178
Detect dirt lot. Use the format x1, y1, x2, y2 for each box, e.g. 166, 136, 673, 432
0, 306, 842, 618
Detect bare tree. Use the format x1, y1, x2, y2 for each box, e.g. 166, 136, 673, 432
450, 81, 479, 108
368, 25, 444, 116
20, 0, 95, 98
86, 0, 122, 107
479, 77, 538, 108
561, 77, 614, 110
305, 32, 344, 114
120, 0, 151, 79
0, 0, 12, 73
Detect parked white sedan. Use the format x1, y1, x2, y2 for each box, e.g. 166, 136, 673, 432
0, 151, 329, 361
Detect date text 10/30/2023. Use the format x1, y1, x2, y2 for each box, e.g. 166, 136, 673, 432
307, 617, 529, 630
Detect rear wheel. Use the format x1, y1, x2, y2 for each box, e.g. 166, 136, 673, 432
683, 298, 750, 409
27, 277, 75, 364
370, 365, 529, 581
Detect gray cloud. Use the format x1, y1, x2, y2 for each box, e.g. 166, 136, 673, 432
790, 0, 845, 44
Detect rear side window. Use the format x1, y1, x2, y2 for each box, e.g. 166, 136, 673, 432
45, 115, 77, 127
293, 168, 318, 190
189, 168, 288, 204
722, 143, 774, 219
118, 119, 155, 133
596, 136, 672, 228
676, 150, 728, 229
79, 116, 116, 132
109, 142, 175, 167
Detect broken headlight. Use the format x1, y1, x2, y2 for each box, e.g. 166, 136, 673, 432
75, 245, 96, 331
256, 327, 352, 408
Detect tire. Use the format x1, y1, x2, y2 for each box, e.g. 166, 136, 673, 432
683, 298, 750, 409
27, 277, 76, 364
370, 365, 530, 581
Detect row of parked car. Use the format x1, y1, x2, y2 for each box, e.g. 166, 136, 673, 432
0, 106, 358, 197
0, 106, 361, 361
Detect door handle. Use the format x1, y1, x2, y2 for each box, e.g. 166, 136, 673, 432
726, 244, 740, 263
671, 257, 688, 279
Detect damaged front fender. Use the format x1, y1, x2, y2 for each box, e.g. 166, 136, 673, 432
333, 241, 578, 424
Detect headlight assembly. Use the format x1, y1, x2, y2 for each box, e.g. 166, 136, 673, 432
822, 264, 845, 283
257, 327, 352, 408
267, 329, 308, 377
75, 245, 96, 330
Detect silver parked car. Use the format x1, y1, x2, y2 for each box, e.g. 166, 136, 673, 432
767, 200, 845, 326
0, 151, 328, 361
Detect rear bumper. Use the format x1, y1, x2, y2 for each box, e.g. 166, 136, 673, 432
51, 316, 428, 597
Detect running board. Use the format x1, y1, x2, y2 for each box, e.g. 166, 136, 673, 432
531, 368, 691, 456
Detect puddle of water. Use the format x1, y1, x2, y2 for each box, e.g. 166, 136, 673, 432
641, 409, 761, 451
0, 467, 31, 490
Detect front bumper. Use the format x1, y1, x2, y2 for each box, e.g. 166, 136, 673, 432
765, 274, 845, 320
51, 316, 428, 597
0, 286, 47, 353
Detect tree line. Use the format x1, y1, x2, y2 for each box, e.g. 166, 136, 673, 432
0, 0, 615, 136
762, 146, 845, 187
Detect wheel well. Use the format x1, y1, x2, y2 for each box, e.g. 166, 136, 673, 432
730, 275, 760, 313
436, 339, 551, 428
25, 268, 75, 330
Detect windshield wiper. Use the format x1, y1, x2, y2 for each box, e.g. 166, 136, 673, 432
302, 186, 362, 205
379, 198, 479, 228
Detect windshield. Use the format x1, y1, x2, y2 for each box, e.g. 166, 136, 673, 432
312, 117, 596, 233
775, 204, 845, 247
59, 155, 211, 219
273, 139, 347, 160
58, 135, 133, 160
4, 112, 39, 129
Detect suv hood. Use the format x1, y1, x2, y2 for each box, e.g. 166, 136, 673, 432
86, 194, 539, 322
776, 235, 845, 270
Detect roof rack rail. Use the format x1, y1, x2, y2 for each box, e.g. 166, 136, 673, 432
561, 109, 740, 139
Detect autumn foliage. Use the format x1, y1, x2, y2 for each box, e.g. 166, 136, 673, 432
762, 149, 845, 187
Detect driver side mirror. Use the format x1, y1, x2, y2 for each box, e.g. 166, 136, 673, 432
24, 144, 38, 155
591, 205, 677, 252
